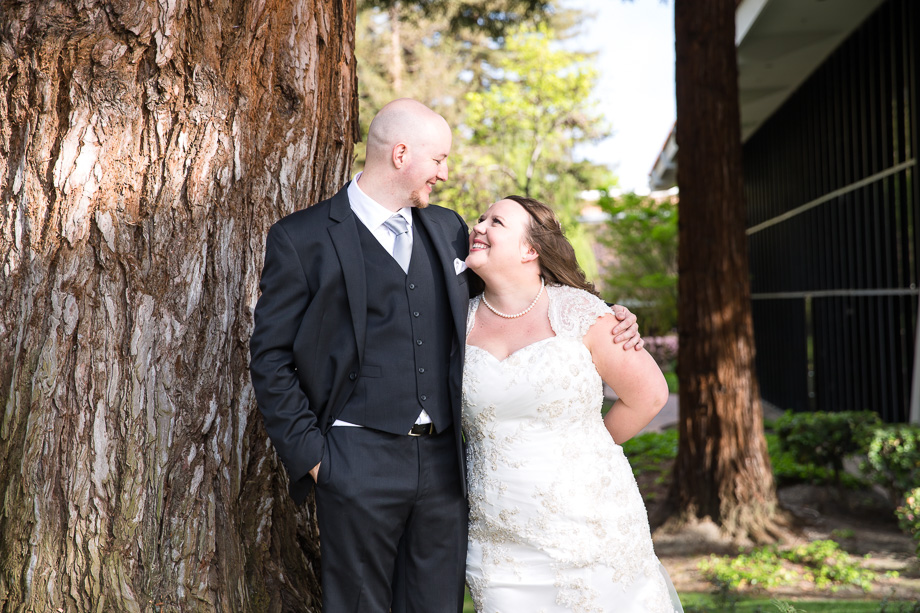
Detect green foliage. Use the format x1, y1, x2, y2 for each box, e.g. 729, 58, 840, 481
354, 4, 490, 168
861, 425, 920, 503
775, 411, 881, 487
627, 425, 873, 490
895, 488, 920, 557
766, 432, 843, 487
682, 594, 914, 612
663, 371, 679, 394
355, 2, 574, 222
362, 0, 554, 37
698, 547, 797, 591
698, 540, 880, 594
831, 528, 856, 540
620, 429, 678, 477
355, 6, 613, 286
597, 191, 678, 335
784, 541, 880, 591
460, 23, 611, 219
878, 594, 920, 612
771, 601, 808, 613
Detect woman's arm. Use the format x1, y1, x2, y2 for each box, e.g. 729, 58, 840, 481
584, 313, 670, 444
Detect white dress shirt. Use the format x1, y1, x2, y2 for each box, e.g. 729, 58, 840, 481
347, 173, 414, 254
333, 174, 431, 428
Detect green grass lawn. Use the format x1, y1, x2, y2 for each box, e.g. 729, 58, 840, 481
464, 589, 919, 612
463, 591, 474, 613
681, 593, 920, 612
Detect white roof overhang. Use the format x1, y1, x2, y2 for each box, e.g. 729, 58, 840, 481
649, 0, 885, 191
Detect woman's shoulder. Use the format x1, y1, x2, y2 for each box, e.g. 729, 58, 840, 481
547, 283, 601, 300
547, 284, 611, 337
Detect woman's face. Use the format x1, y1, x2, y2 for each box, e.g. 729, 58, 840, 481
466, 199, 534, 272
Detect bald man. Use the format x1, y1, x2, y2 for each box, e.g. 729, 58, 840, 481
250, 99, 639, 612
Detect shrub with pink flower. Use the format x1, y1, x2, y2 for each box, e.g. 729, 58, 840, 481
896, 488, 920, 558
644, 335, 678, 370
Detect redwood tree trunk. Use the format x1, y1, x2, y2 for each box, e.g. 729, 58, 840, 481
671, 0, 781, 541
0, 1, 358, 610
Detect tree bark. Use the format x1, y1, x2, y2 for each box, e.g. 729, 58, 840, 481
670, 0, 782, 542
0, 1, 358, 610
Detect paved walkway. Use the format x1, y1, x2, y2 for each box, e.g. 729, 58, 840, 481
641, 393, 680, 434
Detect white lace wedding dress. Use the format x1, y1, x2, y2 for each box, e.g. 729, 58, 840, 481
462, 284, 683, 613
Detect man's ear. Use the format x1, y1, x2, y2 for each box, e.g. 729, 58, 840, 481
392, 143, 408, 168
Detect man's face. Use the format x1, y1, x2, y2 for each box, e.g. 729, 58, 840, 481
405, 124, 451, 209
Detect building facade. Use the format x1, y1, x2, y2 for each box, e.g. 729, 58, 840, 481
744, 0, 918, 422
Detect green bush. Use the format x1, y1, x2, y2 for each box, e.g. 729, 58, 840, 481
766, 433, 866, 488
621, 429, 678, 477
698, 540, 883, 593
861, 424, 920, 503
783, 540, 880, 591
895, 487, 920, 557
698, 546, 795, 591
776, 411, 881, 487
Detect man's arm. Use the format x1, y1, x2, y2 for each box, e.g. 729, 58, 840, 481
249, 223, 325, 485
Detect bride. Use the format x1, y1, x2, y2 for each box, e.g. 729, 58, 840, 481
462, 196, 683, 612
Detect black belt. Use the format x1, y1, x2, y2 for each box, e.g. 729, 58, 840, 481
408, 423, 437, 436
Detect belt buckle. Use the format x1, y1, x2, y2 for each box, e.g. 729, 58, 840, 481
408, 423, 434, 436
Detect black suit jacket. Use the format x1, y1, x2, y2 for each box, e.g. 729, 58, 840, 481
249, 184, 475, 503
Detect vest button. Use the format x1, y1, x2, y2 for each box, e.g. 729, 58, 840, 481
348, 372, 357, 381
413, 311, 420, 317
408, 283, 416, 290
416, 339, 423, 346
418, 367, 425, 373
420, 394, 428, 401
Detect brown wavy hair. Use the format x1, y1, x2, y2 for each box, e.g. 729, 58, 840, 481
504, 195, 599, 297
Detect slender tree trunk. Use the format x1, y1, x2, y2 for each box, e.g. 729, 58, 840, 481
0, 1, 358, 611
669, 0, 783, 542
389, 3, 404, 93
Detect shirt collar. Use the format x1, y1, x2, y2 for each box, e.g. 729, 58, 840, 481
347, 172, 413, 231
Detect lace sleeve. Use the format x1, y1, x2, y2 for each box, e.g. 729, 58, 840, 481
547, 284, 612, 339
466, 295, 481, 339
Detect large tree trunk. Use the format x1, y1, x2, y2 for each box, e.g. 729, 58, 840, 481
0, 1, 358, 611
670, 0, 783, 542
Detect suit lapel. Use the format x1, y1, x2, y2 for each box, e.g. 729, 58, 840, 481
414, 209, 468, 341
328, 185, 368, 363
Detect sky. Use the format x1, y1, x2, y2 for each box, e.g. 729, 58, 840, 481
563, 0, 675, 194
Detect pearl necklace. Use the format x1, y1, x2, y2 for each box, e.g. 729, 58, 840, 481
481, 278, 545, 319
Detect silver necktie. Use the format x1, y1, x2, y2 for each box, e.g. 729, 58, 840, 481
384, 214, 411, 273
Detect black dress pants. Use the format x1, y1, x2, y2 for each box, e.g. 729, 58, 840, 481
314, 425, 468, 613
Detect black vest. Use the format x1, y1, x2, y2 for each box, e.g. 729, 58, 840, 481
337, 214, 453, 433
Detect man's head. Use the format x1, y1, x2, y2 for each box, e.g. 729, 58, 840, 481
360, 99, 451, 211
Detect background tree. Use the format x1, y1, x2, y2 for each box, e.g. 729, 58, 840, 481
668, 0, 785, 542
354, 0, 494, 205
364, 0, 554, 38
463, 23, 608, 203
461, 23, 612, 274
354, 3, 612, 237
598, 191, 677, 336
0, 1, 357, 610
